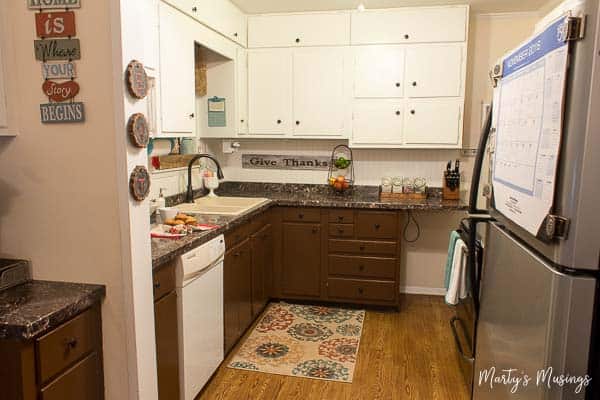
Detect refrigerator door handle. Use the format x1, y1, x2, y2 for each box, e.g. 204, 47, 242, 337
450, 316, 474, 363
469, 102, 493, 215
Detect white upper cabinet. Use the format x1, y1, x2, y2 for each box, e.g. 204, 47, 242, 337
403, 98, 463, 146
351, 6, 468, 45
248, 49, 293, 135
292, 47, 350, 137
404, 44, 464, 98
163, 0, 247, 46
354, 45, 405, 98
236, 47, 248, 134
352, 99, 404, 146
248, 13, 350, 48
159, 2, 196, 135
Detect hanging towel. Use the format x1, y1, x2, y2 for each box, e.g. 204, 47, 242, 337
444, 230, 461, 288
445, 236, 467, 306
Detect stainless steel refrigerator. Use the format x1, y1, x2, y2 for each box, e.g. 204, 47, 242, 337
458, 1, 600, 399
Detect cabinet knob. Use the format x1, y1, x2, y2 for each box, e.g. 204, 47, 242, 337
410, 110, 416, 115
312, 227, 319, 233
337, 227, 344, 234
358, 287, 364, 294
412, 81, 417, 87
192, 6, 197, 12
395, 82, 400, 87
359, 265, 365, 271
240, 119, 245, 123
298, 213, 304, 219
153, 282, 161, 289
295, 38, 300, 43
359, 245, 365, 251
296, 121, 300, 125
277, 119, 282, 124
404, 34, 410, 39
234, 252, 241, 257
338, 216, 344, 222
395, 111, 401, 116
374, 223, 381, 229
64, 337, 78, 349
189, 113, 195, 119
234, 32, 238, 37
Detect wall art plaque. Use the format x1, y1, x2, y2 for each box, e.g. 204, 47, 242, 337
129, 166, 151, 201
125, 60, 148, 99
42, 80, 79, 102
42, 61, 77, 79
242, 154, 330, 171
28, 0, 81, 10
34, 38, 80, 61
35, 11, 76, 38
127, 113, 150, 148
40, 102, 85, 123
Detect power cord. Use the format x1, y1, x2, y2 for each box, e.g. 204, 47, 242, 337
403, 210, 421, 243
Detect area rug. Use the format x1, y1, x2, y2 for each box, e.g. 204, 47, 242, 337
227, 302, 365, 383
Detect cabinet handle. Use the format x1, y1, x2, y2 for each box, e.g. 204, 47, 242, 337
277, 119, 282, 124
395, 82, 400, 87
395, 111, 401, 116
189, 113, 195, 119
374, 223, 381, 230
153, 282, 161, 289
312, 227, 319, 233
410, 110, 416, 115
64, 337, 78, 349
296, 121, 300, 125
412, 81, 417, 87
358, 287, 364, 294
404, 34, 410, 39
192, 6, 197, 12
295, 38, 300, 43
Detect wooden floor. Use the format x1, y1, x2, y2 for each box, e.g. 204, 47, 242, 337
199, 295, 469, 400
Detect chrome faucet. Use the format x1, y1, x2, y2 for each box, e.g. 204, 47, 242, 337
186, 154, 225, 203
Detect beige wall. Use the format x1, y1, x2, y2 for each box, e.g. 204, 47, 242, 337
0, 1, 157, 398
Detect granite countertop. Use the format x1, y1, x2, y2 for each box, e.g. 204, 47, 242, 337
0, 281, 105, 340
152, 182, 467, 270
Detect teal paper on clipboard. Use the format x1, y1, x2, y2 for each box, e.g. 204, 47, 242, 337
208, 96, 226, 127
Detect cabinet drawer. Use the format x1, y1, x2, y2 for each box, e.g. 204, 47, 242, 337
329, 239, 397, 256
249, 13, 350, 48
328, 255, 396, 280
356, 211, 398, 239
40, 351, 103, 400
328, 224, 354, 238
153, 261, 176, 301
37, 307, 100, 384
327, 278, 396, 302
328, 209, 354, 223
282, 207, 321, 223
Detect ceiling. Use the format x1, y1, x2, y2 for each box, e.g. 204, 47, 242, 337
230, 0, 552, 14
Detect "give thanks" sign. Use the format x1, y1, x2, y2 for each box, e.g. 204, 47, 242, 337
242, 154, 330, 171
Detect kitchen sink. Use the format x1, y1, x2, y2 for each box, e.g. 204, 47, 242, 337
176, 196, 270, 216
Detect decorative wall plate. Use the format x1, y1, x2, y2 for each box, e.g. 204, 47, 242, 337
42, 80, 80, 102
129, 166, 151, 201
125, 60, 148, 99
127, 113, 150, 148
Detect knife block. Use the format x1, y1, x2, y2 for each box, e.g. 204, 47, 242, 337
443, 172, 461, 200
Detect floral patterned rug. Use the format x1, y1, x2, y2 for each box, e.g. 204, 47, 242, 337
228, 302, 365, 383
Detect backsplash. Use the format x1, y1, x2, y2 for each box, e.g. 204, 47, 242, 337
202, 139, 474, 189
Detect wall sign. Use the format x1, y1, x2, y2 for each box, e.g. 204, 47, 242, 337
127, 113, 150, 148
242, 154, 330, 171
42, 61, 77, 79
42, 80, 79, 102
40, 102, 85, 123
129, 166, 151, 201
34, 38, 80, 61
35, 11, 76, 38
28, 0, 81, 9
126, 60, 148, 99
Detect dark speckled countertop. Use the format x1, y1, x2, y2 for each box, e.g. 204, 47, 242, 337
0, 281, 105, 340
152, 182, 467, 270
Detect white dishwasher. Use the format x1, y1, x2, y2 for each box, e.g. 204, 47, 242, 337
176, 235, 225, 400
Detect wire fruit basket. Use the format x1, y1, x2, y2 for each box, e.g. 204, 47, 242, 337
327, 144, 354, 193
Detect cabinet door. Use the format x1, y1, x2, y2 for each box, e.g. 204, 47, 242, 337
292, 47, 349, 137
236, 47, 248, 134
404, 98, 462, 146
155, 292, 180, 400
352, 99, 404, 146
404, 44, 463, 98
282, 223, 321, 297
224, 239, 253, 353
248, 49, 292, 135
251, 224, 273, 317
354, 45, 404, 98
159, 3, 195, 134
248, 13, 350, 48
236, 240, 253, 335
351, 7, 468, 44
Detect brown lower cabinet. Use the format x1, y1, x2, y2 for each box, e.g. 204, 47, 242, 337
0, 305, 104, 400
281, 220, 322, 298
251, 223, 273, 318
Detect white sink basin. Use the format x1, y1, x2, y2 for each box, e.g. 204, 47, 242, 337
176, 196, 270, 216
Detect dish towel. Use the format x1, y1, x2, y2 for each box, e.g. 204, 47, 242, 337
445, 232, 467, 306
